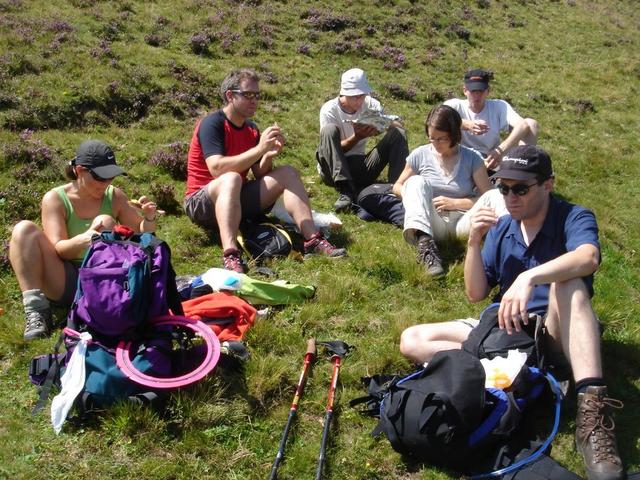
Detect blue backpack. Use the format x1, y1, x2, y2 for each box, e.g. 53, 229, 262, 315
30, 228, 197, 412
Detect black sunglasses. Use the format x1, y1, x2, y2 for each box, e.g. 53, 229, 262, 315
87, 168, 111, 183
231, 90, 261, 100
496, 181, 539, 196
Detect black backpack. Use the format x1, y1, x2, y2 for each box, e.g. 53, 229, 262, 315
237, 221, 293, 264
355, 183, 404, 228
351, 306, 562, 475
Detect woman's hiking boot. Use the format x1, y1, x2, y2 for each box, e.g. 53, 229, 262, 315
222, 248, 247, 274
303, 232, 347, 258
23, 307, 52, 341
575, 386, 625, 480
416, 235, 444, 277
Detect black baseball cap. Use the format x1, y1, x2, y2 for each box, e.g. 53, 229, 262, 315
74, 140, 126, 179
491, 145, 553, 181
464, 69, 492, 91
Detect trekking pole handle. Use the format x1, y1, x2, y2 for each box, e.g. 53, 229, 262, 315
306, 338, 316, 355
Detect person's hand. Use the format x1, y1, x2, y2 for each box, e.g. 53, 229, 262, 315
498, 271, 534, 334
433, 196, 456, 213
467, 207, 498, 245
129, 196, 164, 221
469, 119, 489, 135
484, 146, 504, 170
259, 124, 285, 157
353, 122, 380, 140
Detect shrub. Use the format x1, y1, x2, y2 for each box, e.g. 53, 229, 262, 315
384, 83, 417, 101
149, 182, 181, 215
148, 142, 188, 181
189, 33, 211, 55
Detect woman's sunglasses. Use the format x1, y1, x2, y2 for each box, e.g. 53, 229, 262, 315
496, 181, 539, 196
87, 169, 111, 183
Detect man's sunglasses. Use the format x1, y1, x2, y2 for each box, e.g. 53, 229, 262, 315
87, 169, 111, 183
232, 90, 261, 100
496, 181, 539, 196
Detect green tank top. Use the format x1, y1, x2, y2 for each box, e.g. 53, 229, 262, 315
54, 184, 115, 264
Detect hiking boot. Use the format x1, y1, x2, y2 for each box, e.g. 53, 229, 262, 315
416, 236, 444, 277
303, 232, 347, 258
222, 248, 247, 274
575, 386, 625, 480
23, 308, 52, 341
333, 193, 354, 213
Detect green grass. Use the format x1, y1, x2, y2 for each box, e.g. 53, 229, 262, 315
1, 0, 640, 478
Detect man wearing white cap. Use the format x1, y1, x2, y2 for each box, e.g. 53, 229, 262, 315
317, 68, 409, 212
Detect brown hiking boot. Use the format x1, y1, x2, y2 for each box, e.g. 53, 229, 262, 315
575, 386, 625, 480
416, 235, 444, 277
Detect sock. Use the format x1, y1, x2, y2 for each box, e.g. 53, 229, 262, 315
304, 231, 322, 244
22, 289, 49, 311
223, 248, 241, 257
416, 230, 431, 242
575, 377, 606, 395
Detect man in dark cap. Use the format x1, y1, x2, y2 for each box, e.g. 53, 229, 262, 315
400, 145, 625, 480
444, 69, 538, 171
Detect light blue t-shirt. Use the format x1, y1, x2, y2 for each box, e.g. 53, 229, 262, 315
406, 144, 485, 198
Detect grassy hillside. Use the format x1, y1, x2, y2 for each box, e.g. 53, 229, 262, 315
1, 0, 639, 478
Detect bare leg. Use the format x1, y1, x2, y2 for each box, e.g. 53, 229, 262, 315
400, 321, 473, 364
519, 118, 539, 146
206, 172, 243, 250
545, 278, 602, 382
9, 220, 67, 301
255, 166, 317, 239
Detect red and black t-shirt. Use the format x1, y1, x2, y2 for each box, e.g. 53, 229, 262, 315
185, 110, 260, 197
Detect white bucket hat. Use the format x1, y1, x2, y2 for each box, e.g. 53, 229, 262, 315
340, 68, 372, 96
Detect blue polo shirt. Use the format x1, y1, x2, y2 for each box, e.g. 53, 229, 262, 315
481, 195, 600, 314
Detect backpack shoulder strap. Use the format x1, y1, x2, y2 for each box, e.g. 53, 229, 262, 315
462, 304, 500, 357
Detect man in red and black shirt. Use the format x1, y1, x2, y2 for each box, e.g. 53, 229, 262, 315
185, 68, 346, 272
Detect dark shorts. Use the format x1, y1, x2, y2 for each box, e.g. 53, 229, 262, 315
49, 260, 79, 308
183, 180, 271, 231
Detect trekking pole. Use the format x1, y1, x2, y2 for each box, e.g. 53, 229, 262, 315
315, 341, 353, 480
268, 338, 316, 480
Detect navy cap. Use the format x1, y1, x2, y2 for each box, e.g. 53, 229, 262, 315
464, 69, 492, 91
491, 145, 553, 181
74, 140, 126, 179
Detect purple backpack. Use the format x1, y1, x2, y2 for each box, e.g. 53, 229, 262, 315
67, 228, 184, 341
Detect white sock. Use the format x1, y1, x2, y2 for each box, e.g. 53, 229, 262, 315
22, 289, 49, 311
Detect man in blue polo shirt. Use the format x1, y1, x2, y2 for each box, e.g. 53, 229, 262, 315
400, 145, 624, 480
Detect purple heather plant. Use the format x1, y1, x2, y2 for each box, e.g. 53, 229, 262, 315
189, 32, 211, 54
149, 183, 180, 214
148, 142, 188, 180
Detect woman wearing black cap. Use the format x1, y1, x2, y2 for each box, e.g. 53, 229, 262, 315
9, 140, 160, 341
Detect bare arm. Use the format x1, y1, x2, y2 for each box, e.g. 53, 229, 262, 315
112, 188, 158, 233
42, 190, 97, 261
484, 116, 533, 170
497, 244, 599, 333
206, 124, 283, 178
464, 207, 499, 302
341, 123, 379, 153
391, 163, 416, 198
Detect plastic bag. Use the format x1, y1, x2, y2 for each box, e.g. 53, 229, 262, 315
480, 349, 528, 389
